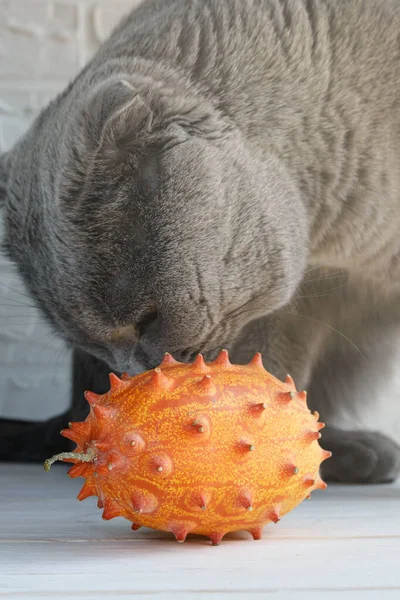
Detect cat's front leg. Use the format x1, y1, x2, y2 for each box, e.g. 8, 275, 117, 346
305, 302, 400, 484
0, 349, 111, 463
318, 426, 400, 483
0, 412, 74, 463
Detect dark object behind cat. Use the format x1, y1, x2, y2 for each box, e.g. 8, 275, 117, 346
1, 0, 400, 482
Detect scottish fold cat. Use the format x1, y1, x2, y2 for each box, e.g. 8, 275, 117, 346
1, 0, 400, 481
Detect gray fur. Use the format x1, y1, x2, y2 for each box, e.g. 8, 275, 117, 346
1, 0, 400, 481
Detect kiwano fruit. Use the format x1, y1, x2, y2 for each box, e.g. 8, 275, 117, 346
45, 350, 331, 545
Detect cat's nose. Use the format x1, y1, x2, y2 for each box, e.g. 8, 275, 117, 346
105, 307, 161, 373
108, 307, 158, 346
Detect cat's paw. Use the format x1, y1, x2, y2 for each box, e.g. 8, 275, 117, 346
320, 427, 400, 484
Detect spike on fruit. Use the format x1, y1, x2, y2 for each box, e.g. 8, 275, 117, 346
197, 374, 216, 395
121, 372, 130, 381
209, 532, 225, 546
252, 402, 267, 412
269, 507, 281, 523
285, 374, 296, 389
321, 450, 333, 462
102, 498, 122, 520
191, 418, 209, 434
60, 428, 78, 442
238, 490, 253, 511
149, 367, 170, 390
123, 432, 145, 454
131, 490, 159, 514
192, 353, 207, 370
67, 463, 89, 478
77, 481, 97, 501
61, 421, 91, 443
307, 431, 322, 442
84, 390, 100, 406
278, 391, 293, 403
239, 439, 255, 452
317, 422, 325, 430
197, 493, 209, 510
213, 349, 231, 367
45, 353, 328, 545
249, 527, 263, 540
150, 454, 173, 476
315, 479, 328, 490
298, 390, 308, 405
171, 524, 190, 543
313, 411, 320, 420
92, 404, 115, 421
248, 352, 264, 368
109, 373, 124, 391
287, 464, 299, 476
131, 522, 142, 531
105, 451, 128, 473
162, 352, 178, 366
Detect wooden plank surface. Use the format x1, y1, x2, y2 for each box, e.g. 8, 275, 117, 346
0, 463, 399, 599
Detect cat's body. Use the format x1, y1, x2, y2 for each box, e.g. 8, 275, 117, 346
1, 0, 400, 482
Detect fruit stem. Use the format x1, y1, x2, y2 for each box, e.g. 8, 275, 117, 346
44, 448, 96, 472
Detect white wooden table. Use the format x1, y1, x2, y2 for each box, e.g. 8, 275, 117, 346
0, 463, 399, 600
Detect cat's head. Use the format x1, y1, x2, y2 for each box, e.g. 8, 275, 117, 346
0, 75, 308, 373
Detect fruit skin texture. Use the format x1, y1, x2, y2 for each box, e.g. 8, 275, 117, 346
46, 351, 331, 545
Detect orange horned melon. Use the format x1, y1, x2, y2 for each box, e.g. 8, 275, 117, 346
45, 350, 331, 545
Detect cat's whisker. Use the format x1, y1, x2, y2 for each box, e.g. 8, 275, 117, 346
274, 273, 346, 293
0, 299, 37, 309
281, 270, 347, 287
294, 283, 349, 299
38, 331, 63, 360
0, 280, 36, 302
283, 311, 368, 364
0, 318, 43, 321
303, 263, 325, 274
0, 313, 42, 318
302, 271, 347, 284
54, 340, 69, 368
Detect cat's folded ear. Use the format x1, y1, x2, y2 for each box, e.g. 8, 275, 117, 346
61, 76, 158, 202
76, 76, 154, 166
61, 74, 225, 203
73, 74, 224, 168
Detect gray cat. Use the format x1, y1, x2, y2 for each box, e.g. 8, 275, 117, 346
1, 0, 400, 482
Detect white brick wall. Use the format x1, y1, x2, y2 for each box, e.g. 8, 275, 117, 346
0, 0, 141, 421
